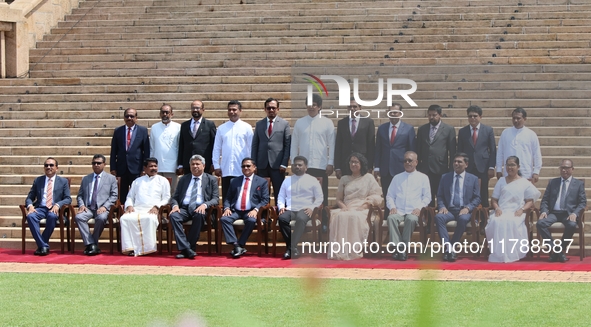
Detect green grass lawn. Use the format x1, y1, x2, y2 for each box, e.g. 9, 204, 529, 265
1, 272, 590, 326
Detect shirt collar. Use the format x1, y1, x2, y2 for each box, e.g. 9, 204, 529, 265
192, 117, 202, 125
455, 171, 466, 179
562, 176, 572, 183
391, 121, 401, 129
472, 123, 481, 130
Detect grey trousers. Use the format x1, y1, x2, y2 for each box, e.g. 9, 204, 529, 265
75, 209, 108, 246
387, 213, 418, 246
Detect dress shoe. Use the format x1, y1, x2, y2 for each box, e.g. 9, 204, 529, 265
397, 252, 408, 261
442, 253, 450, 262
127, 251, 135, 256
83, 245, 92, 255
283, 249, 291, 259
448, 252, 457, 262
556, 252, 569, 263
292, 248, 301, 259
87, 244, 100, 256
232, 246, 246, 258
39, 247, 50, 256
34, 247, 43, 256
392, 252, 399, 261
548, 253, 558, 262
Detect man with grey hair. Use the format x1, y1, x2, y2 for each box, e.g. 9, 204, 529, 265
170, 154, 220, 259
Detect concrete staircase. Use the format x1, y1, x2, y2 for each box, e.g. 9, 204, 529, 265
1, 0, 590, 254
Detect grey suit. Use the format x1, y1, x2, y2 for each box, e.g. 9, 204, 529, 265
170, 172, 220, 251
251, 116, 291, 201
75, 172, 118, 246
416, 121, 457, 205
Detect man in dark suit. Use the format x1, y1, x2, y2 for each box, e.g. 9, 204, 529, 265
434, 153, 481, 262
177, 100, 217, 175
170, 154, 220, 259
110, 107, 150, 202
251, 98, 290, 202
374, 104, 415, 210
221, 158, 269, 258
25, 157, 72, 255
335, 98, 375, 179
537, 159, 587, 263
416, 104, 457, 206
75, 154, 118, 256
457, 105, 496, 207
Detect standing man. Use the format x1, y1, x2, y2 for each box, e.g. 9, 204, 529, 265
277, 156, 323, 259
386, 151, 431, 261
251, 98, 291, 202
334, 98, 375, 179
434, 153, 481, 262
213, 100, 253, 202
75, 154, 118, 256
177, 100, 217, 175
291, 94, 335, 231
374, 104, 415, 210
457, 105, 496, 207
25, 157, 72, 255
150, 104, 181, 194
170, 155, 220, 259
220, 158, 270, 258
416, 104, 456, 206
496, 107, 542, 183
110, 108, 150, 202
120, 158, 170, 256
537, 159, 587, 262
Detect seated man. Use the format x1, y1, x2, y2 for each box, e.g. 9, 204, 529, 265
120, 157, 170, 256
537, 159, 587, 263
170, 154, 220, 259
25, 157, 72, 255
221, 158, 269, 258
434, 153, 481, 262
277, 156, 323, 259
75, 154, 119, 256
386, 151, 431, 261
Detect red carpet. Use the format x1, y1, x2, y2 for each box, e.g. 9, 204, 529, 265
2, 248, 591, 271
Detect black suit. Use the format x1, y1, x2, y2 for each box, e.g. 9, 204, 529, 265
110, 124, 150, 202
334, 117, 375, 176
537, 177, 587, 248
170, 173, 220, 252
416, 121, 456, 205
178, 118, 217, 174
457, 124, 496, 207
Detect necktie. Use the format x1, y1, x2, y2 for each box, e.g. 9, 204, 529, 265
240, 177, 250, 211
126, 127, 132, 150
90, 174, 99, 210
189, 177, 200, 207
46, 178, 53, 208
472, 127, 478, 146
192, 121, 199, 138
267, 119, 273, 137
453, 175, 461, 208
351, 118, 357, 137
429, 126, 436, 142
390, 125, 397, 145
560, 179, 568, 210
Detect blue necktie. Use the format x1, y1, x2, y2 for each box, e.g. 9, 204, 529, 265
90, 174, 99, 210
453, 175, 461, 208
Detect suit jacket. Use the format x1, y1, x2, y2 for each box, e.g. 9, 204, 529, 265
417, 121, 456, 175
171, 173, 220, 211
25, 175, 72, 209
177, 118, 217, 173
223, 175, 269, 212
374, 121, 415, 177
540, 177, 587, 218
457, 124, 496, 174
436, 171, 481, 212
251, 117, 291, 170
77, 172, 118, 210
334, 117, 375, 174
110, 124, 150, 175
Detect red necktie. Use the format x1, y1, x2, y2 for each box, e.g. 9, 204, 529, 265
240, 177, 250, 210
472, 127, 478, 145
390, 125, 397, 145
126, 127, 132, 150
267, 119, 273, 137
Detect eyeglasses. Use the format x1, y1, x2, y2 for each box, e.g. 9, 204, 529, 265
468, 115, 479, 118
241, 165, 252, 168
560, 166, 573, 170
403, 159, 414, 163
265, 107, 278, 111
92, 162, 104, 165
44, 164, 55, 168
124, 115, 136, 119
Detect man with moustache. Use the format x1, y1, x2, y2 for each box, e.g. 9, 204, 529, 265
150, 104, 181, 193
177, 100, 217, 175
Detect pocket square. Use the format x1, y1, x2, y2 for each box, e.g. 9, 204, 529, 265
257, 186, 261, 190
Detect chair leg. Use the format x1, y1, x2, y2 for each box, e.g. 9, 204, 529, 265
70, 221, 76, 254
22, 222, 26, 254
580, 227, 585, 261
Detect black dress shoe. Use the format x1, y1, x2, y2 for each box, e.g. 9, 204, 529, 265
232, 246, 246, 258
283, 249, 291, 259
397, 252, 408, 261
548, 253, 558, 262
92, 244, 101, 255
557, 252, 569, 263
39, 247, 50, 256
83, 245, 92, 255
34, 247, 43, 256
448, 252, 457, 262
442, 253, 449, 262
127, 251, 135, 256
292, 248, 301, 259
184, 249, 197, 259
392, 252, 399, 261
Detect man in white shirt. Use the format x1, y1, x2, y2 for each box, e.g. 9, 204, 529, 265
120, 157, 171, 256
277, 156, 323, 259
150, 104, 181, 194
386, 151, 431, 261
291, 94, 335, 231
496, 107, 542, 183
213, 100, 253, 202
